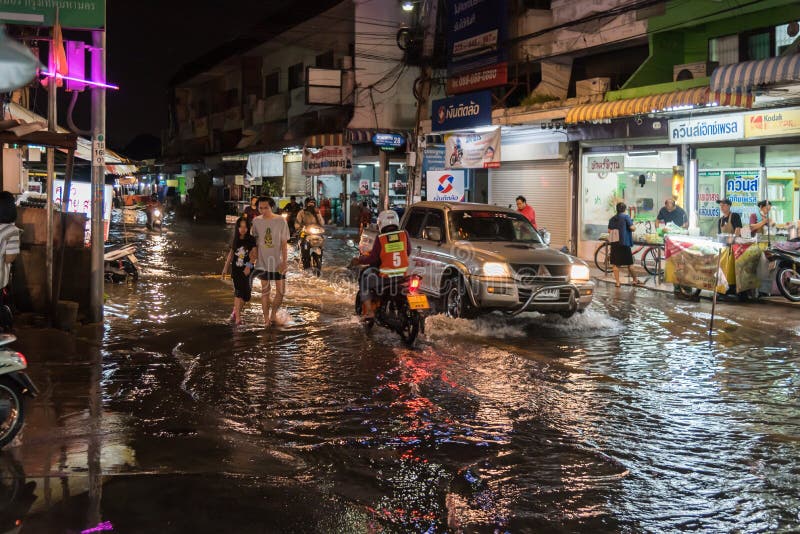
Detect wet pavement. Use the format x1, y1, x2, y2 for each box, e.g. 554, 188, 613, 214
3, 218, 800, 533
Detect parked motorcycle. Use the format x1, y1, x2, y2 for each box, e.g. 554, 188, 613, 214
0, 334, 38, 448
354, 271, 428, 346
298, 224, 325, 276
766, 245, 800, 301
104, 243, 140, 283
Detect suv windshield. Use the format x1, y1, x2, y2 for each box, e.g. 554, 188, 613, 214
449, 210, 543, 244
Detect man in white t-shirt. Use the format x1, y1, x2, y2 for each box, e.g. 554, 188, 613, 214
251, 196, 290, 326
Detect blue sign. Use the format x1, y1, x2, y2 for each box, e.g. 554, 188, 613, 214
372, 133, 405, 150
431, 91, 492, 132
422, 146, 446, 175
447, 0, 508, 76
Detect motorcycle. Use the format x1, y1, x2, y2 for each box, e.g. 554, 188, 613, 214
766, 244, 800, 301
104, 243, 140, 283
298, 224, 325, 276
0, 334, 38, 448
449, 145, 463, 166
354, 271, 428, 346
146, 206, 163, 231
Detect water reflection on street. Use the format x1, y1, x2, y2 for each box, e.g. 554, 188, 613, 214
4, 219, 800, 532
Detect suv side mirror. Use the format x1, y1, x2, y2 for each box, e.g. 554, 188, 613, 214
424, 226, 442, 242
539, 229, 551, 245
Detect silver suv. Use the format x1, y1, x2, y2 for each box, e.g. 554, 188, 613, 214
360, 201, 594, 319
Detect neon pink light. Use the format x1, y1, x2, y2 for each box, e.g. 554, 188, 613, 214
41, 71, 119, 90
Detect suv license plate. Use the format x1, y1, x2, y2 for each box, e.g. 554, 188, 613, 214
534, 288, 559, 301
407, 294, 430, 310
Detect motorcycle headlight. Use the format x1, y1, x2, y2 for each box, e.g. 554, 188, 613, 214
570, 264, 591, 281
308, 226, 324, 235
153, 209, 161, 217
483, 262, 511, 277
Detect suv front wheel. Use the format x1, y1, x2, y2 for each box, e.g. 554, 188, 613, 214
442, 276, 475, 319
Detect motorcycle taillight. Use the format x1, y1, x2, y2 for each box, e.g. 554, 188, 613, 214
408, 276, 421, 293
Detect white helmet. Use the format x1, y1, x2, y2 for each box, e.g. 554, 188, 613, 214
377, 210, 400, 232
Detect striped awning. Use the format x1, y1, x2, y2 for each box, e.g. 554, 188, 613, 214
566, 87, 710, 124
347, 128, 412, 144
105, 164, 138, 175
710, 53, 800, 93
304, 132, 344, 147
708, 90, 754, 108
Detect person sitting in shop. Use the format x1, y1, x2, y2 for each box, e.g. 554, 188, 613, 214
656, 198, 688, 229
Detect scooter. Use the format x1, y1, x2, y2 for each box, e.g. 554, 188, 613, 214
0, 334, 38, 448
104, 243, 140, 283
146, 206, 163, 232
766, 244, 800, 302
298, 224, 326, 276
354, 271, 428, 346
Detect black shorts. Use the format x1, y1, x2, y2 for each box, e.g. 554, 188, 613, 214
255, 270, 286, 281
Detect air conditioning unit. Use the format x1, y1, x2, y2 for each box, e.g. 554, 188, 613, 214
673, 61, 718, 82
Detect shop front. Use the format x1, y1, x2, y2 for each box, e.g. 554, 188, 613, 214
671, 107, 800, 239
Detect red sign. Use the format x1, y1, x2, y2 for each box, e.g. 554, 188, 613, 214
447, 63, 508, 95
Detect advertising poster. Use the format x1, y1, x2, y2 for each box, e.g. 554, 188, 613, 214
698, 171, 721, 218
301, 145, 352, 176
426, 170, 466, 202
724, 169, 760, 221
444, 128, 501, 169
447, 0, 508, 75
54, 180, 113, 241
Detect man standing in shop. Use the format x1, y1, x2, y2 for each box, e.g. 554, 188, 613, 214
516, 195, 537, 230
717, 198, 742, 236
656, 198, 688, 229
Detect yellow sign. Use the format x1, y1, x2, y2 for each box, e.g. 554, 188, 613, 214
744, 109, 800, 138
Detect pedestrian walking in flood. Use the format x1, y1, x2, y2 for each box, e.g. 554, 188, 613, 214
251, 196, 290, 327
222, 216, 257, 325
608, 202, 642, 288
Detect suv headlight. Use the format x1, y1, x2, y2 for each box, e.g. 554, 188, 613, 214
483, 262, 511, 277
570, 264, 590, 281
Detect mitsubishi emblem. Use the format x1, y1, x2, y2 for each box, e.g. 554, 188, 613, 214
537, 265, 550, 277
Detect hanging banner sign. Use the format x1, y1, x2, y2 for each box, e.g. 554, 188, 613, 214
447, 0, 508, 75
301, 145, 352, 176
744, 108, 800, 139
668, 114, 744, 144
447, 62, 508, 94
724, 169, 761, 221
432, 90, 492, 132
444, 128, 501, 169
427, 170, 466, 202
587, 155, 624, 173
0, 0, 105, 29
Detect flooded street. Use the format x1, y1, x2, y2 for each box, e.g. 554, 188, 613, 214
6, 220, 800, 532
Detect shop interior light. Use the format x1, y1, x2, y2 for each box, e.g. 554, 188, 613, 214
40, 70, 119, 90
627, 150, 659, 157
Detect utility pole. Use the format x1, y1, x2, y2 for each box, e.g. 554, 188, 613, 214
45, 34, 57, 316
89, 30, 106, 323
408, 0, 438, 206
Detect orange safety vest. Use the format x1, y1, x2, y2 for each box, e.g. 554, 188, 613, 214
378, 231, 409, 277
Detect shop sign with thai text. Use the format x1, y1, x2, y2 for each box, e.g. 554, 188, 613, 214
0, 0, 105, 28
724, 169, 761, 221
697, 171, 721, 218
432, 90, 492, 132
668, 114, 744, 144
301, 145, 352, 176
447, 0, 508, 75
587, 155, 624, 173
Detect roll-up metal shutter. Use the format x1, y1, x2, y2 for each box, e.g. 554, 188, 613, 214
489, 160, 571, 249
285, 161, 307, 196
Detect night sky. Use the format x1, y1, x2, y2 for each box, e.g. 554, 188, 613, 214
104, 0, 307, 154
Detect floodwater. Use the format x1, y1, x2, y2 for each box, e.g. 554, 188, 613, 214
4, 218, 800, 532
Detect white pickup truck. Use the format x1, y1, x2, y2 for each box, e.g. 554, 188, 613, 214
359, 201, 594, 319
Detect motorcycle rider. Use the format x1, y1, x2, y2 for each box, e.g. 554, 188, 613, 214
295, 197, 326, 270
350, 210, 410, 319
146, 193, 162, 229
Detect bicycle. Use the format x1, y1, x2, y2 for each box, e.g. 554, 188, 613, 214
594, 235, 663, 276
